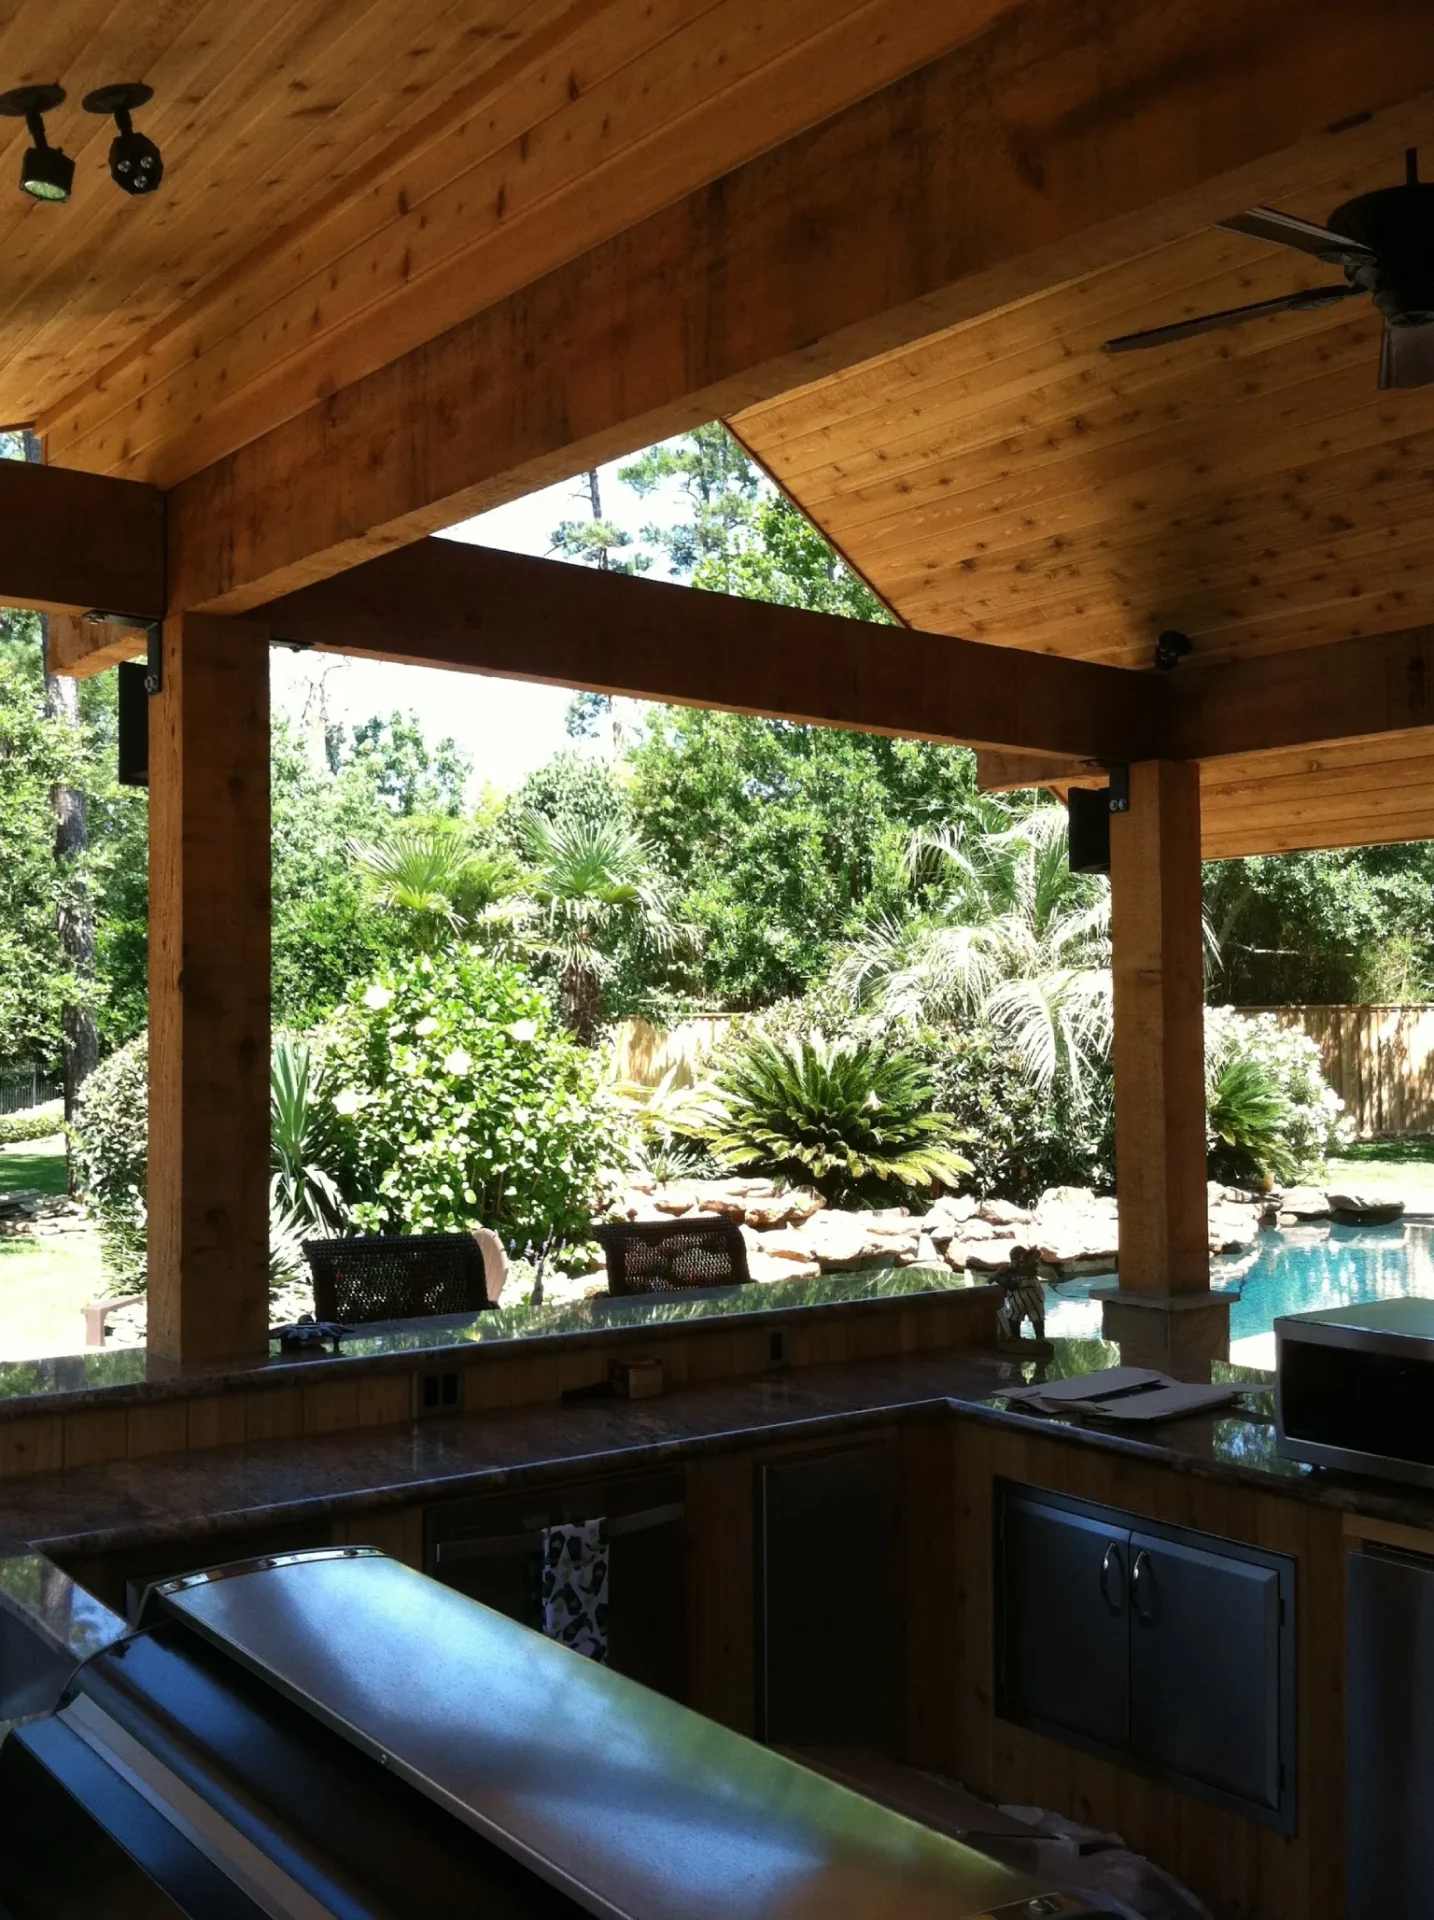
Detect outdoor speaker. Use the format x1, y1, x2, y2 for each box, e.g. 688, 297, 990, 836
1067, 785, 1110, 875
117, 660, 148, 788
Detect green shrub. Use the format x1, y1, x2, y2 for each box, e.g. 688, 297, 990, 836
324, 950, 625, 1249
703, 1028, 970, 1207
1206, 1054, 1296, 1188
1204, 1007, 1349, 1181
0, 1100, 64, 1146
69, 1038, 148, 1292
917, 1024, 1114, 1203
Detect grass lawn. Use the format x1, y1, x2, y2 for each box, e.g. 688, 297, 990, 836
1326, 1136, 1434, 1209
0, 1135, 104, 1359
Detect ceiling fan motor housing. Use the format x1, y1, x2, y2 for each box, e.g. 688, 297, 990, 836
1329, 181, 1434, 324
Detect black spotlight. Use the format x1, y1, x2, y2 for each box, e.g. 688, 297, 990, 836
83, 82, 161, 195
0, 85, 73, 202
1153, 628, 1193, 672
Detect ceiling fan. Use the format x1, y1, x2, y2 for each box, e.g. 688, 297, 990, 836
1103, 149, 1434, 389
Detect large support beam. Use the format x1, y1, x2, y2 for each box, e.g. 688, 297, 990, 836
147, 615, 271, 1365
1167, 625, 1434, 761
0, 461, 164, 619
166, 1, 1434, 614
254, 539, 1159, 760
1102, 763, 1226, 1361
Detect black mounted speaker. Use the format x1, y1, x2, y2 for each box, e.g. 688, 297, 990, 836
116, 660, 148, 788
1067, 785, 1111, 875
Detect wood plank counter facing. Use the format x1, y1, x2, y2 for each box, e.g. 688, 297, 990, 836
7, 1337, 1434, 1567
0, 1270, 1000, 1480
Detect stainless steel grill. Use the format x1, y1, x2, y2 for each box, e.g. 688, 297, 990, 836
0, 1546, 1113, 1919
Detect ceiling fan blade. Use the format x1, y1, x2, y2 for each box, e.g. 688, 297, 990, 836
1219, 205, 1375, 262
1103, 284, 1360, 355
1379, 321, 1434, 389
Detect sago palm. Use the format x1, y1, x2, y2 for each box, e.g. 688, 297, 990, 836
1206, 1051, 1298, 1187
521, 812, 684, 1043
706, 1029, 970, 1207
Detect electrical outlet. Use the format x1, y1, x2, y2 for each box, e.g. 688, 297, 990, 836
416, 1369, 462, 1415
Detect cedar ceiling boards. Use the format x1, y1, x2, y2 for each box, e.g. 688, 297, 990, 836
733, 121, 1434, 676
26, 0, 1005, 487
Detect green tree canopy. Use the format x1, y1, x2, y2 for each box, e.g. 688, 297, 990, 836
625, 712, 983, 1008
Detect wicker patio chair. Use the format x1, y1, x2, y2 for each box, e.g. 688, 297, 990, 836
302, 1231, 506, 1324
594, 1215, 751, 1297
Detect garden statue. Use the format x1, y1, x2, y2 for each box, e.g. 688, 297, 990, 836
996, 1248, 1046, 1345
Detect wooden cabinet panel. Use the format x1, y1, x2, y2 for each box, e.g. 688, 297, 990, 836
756, 1441, 899, 1749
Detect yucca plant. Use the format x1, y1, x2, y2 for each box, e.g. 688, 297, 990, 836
1206, 1053, 1298, 1188
270, 1036, 347, 1236
705, 1029, 970, 1207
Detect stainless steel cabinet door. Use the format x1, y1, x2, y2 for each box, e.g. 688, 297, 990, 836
1128, 1530, 1283, 1810
999, 1493, 1130, 1750
1348, 1545, 1434, 1919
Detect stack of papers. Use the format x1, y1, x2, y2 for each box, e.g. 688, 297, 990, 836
1002, 1365, 1239, 1424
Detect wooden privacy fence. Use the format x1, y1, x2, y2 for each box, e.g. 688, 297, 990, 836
612, 1017, 732, 1089
1238, 1005, 1434, 1138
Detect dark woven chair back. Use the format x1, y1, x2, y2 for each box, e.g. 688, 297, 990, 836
595, 1216, 750, 1296
302, 1234, 500, 1324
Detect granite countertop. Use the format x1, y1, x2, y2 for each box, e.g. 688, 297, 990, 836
7, 1335, 1434, 1572
7, 1335, 1434, 1696
0, 1265, 987, 1418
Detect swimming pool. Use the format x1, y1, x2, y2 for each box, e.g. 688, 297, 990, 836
1041, 1218, 1434, 1367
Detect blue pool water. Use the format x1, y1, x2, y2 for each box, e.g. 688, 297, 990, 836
1042, 1219, 1434, 1364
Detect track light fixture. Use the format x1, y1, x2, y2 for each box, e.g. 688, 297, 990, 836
0, 85, 73, 202
83, 83, 162, 194
1154, 629, 1193, 672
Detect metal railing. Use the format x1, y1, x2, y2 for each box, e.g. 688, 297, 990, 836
0, 1066, 62, 1117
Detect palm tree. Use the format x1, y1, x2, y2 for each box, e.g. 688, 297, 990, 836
520, 812, 684, 1044
833, 802, 1113, 1103
348, 819, 526, 952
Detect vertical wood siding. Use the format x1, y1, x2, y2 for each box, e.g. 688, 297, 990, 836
1237, 1005, 1434, 1138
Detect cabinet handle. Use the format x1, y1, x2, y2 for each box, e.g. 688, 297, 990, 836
1099, 1540, 1125, 1614
1131, 1547, 1155, 1624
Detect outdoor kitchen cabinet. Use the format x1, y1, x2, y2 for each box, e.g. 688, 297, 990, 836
425, 1465, 688, 1702
756, 1437, 900, 1748
996, 1483, 1295, 1830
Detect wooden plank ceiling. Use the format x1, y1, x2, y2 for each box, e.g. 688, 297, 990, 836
10, 0, 1001, 486
9, 0, 1434, 860
734, 115, 1434, 856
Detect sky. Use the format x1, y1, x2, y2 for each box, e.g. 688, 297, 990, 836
269, 452, 694, 797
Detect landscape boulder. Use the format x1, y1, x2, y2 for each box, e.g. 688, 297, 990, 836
1326, 1191, 1406, 1226
1279, 1186, 1331, 1221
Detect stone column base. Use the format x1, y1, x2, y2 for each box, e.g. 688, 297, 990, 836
1093, 1287, 1232, 1369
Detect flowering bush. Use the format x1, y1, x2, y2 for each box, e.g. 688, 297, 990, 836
324, 951, 625, 1251
1204, 1006, 1351, 1179
69, 1036, 148, 1291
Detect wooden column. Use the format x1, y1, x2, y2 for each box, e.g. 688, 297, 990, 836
1108, 761, 1210, 1295
147, 614, 271, 1364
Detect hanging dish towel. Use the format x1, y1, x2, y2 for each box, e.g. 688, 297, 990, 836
541, 1519, 610, 1663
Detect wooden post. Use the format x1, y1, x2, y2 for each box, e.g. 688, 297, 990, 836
147, 614, 271, 1364
1104, 761, 1220, 1336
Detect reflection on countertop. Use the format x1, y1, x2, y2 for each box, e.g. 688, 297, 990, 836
0, 1265, 987, 1417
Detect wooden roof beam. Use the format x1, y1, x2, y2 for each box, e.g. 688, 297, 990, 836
1165, 626, 1434, 761
166, 0, 1434, 617
251, 539, 1161, 762
0, 461, 164, 621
